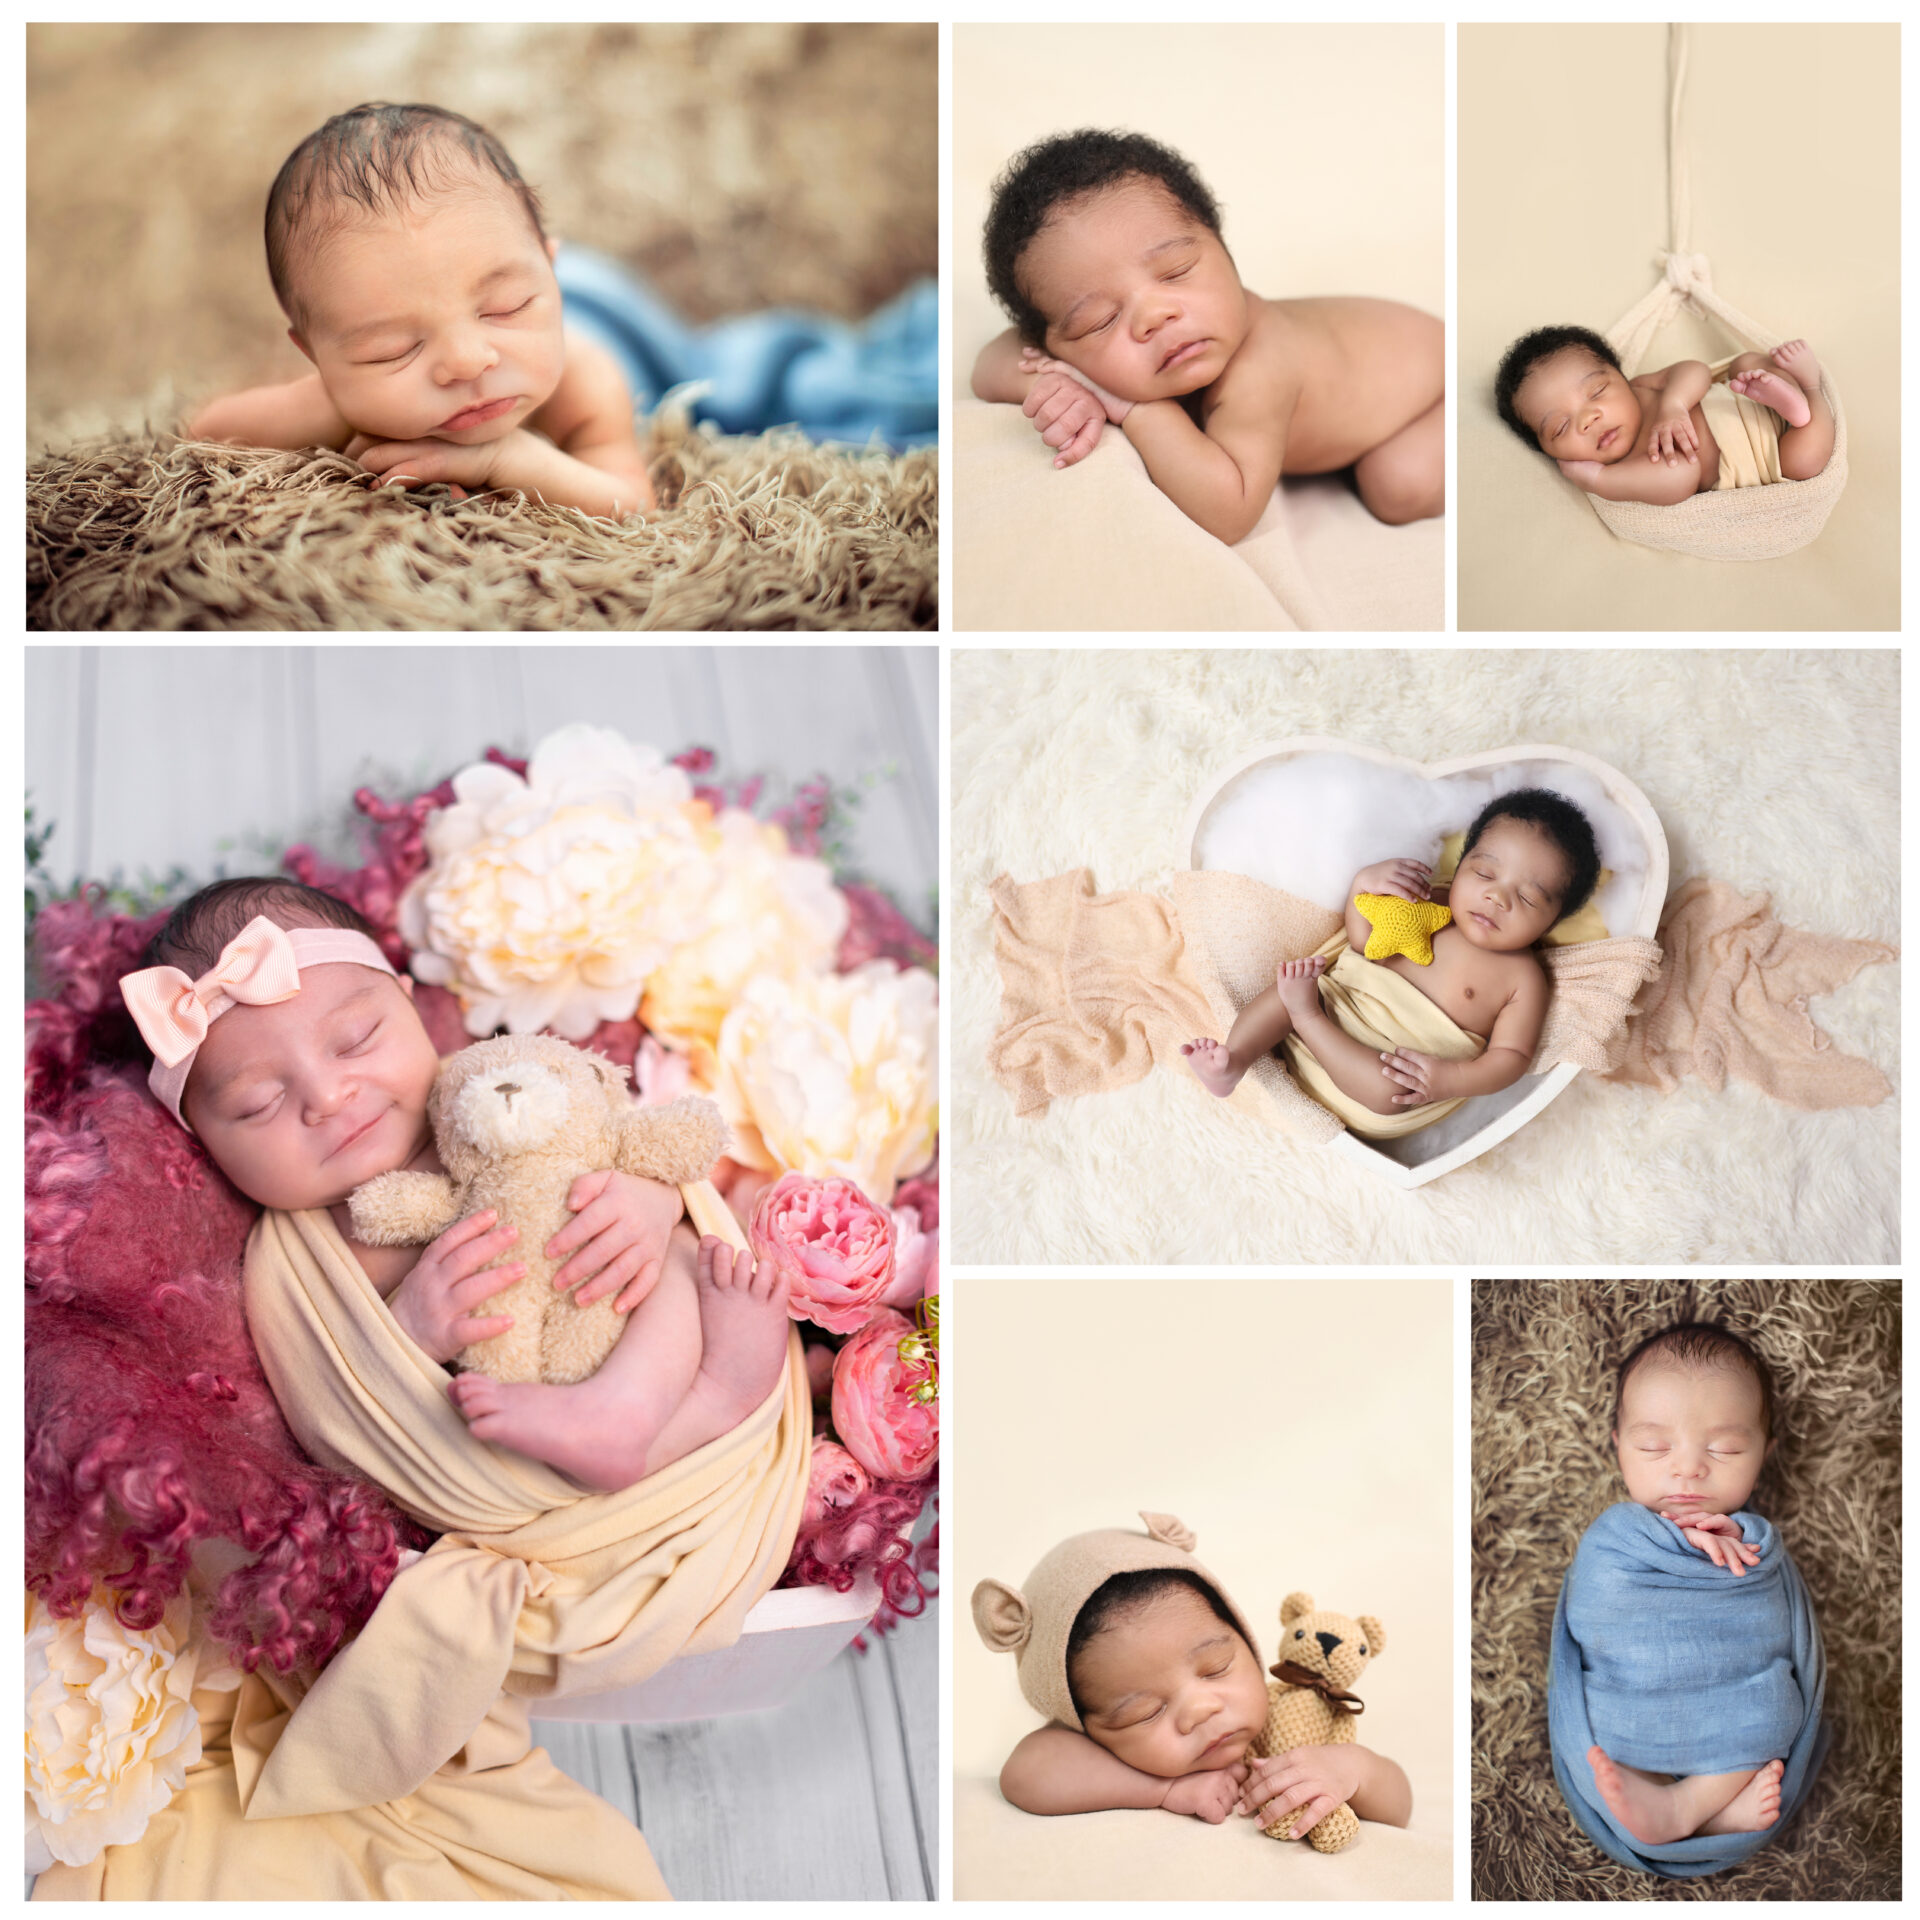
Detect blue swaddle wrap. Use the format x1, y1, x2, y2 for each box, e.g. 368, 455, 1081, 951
552, 245, 937, 449
1548, 1501, 1827, 1878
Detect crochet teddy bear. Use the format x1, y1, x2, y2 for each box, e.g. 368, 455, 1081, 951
348, 1034, 727, 1386
1354, 892, 1452, 965
1250, 1592, 1386, 1854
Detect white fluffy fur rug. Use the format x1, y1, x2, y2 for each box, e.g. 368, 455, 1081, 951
952, 649, 1899, 1264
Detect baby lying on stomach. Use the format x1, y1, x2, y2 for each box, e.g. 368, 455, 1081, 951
187, 102, 653, 519
1496, 324, 1835, 505
1183, 788, 1599, 1138
970, 129, 1444, 542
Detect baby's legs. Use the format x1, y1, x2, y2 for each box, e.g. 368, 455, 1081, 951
1727, 343, 1835, 480
1276, 962, 1410, 1117
1182, 956, 1322, 1097
1355, 397, 1445, 525
1587, 1747, 1784, 1845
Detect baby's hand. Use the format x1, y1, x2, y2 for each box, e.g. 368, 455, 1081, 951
348, 427, 546, 498
1675, 1511, 1760, 1576
1238, 1745, 1363, 1836
1161, 1762, 1248, 1823
1021, 371, 1108, 468
1379, 1047, 1450, 1107
547, 1169, 684, 1313
1647, 405, 1699, 466
1353, 857, 1433, 903
387, 1209, 524, 1365
1017, 348, 1134, 424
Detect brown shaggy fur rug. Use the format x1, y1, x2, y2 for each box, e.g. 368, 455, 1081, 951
1472, 1278, 1900, 1901
28, 414, 935, 631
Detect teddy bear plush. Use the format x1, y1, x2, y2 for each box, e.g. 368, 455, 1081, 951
348, 1034, 727, 1386
1250, 1591, 1386, 1854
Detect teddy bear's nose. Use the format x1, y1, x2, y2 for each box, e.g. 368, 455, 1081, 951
495, 1081, 521, 1106
1316, 1630, 1343, 1659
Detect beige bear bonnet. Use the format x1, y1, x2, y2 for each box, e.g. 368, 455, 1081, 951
971, 1512, 1261, 1732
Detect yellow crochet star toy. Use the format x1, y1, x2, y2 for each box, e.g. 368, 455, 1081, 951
1354, 893, 1452, 965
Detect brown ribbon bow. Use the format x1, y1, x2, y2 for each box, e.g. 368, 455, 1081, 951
1269, 1660, 1365, 1716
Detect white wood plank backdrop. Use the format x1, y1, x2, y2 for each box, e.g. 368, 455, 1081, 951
23, 641, 939, 1900
26, 645, 937, 933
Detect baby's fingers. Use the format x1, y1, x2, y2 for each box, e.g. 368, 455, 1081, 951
1055, 414, 1103, 467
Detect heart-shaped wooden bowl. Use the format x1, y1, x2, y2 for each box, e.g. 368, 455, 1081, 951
1182, 736, 1669, 1188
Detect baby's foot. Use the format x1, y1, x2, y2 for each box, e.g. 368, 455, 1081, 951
1586, 1746, 1691, 1846
1699, 1759, 1784, 1836
1770, 339, 1823, 408
1181, 1037, 1242, 1097
448, 1369, 639, 1492
1728, 360, 1812, 428
1273, 954, 1329, 1024
687, 1237, 791, 1428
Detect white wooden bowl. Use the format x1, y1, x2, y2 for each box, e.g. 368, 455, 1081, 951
1182, 736, 1669, 1189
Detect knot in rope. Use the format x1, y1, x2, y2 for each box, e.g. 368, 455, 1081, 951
1662, 251, 1712, 295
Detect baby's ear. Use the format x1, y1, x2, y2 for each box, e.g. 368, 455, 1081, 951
971, 1579, 1032, 1654
545, 235, 560, 263
286, 326, 314, 364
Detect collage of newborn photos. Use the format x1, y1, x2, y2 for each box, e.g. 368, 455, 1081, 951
17, 13, 1904, 1915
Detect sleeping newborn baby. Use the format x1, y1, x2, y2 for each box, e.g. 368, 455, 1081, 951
1496, 324, 1835, 505
1549, 1322, 1826, 1877
970, 130, 1444, 540
188, 101, 653, 519
1182, 788, 1599, 1139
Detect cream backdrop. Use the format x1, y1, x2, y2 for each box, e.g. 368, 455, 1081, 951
953, 24, 1444, 633
1460, 24, 1898, 631
953, 1274, 1452, 1896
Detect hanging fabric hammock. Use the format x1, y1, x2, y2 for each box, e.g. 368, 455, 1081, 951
1586, 24, 1847, 560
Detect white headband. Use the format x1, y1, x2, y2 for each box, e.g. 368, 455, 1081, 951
118, 915, 399, 1131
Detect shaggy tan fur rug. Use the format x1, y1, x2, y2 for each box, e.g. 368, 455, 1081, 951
1471, 1278, 1900, 1901
28, 415, 935, 631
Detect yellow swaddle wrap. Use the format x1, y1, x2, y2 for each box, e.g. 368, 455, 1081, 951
1700, 353, 1784, 491
1279, 929, 1487, 1140
37, 1204, 809, 1899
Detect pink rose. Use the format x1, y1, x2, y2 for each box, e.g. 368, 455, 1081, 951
802, 1440, 872, 1528
878, 1203, 938, 1311
633, 1033, 693, 1106
749, 1173, 894, 1335
832, 1308, 938, 1481
804, 1342, 836, 1402
894, 1162, 938, 1231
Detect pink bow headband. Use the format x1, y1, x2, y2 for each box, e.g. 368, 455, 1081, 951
119, 916, 399, 1131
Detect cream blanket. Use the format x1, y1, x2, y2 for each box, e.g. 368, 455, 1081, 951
37, 1205, 810, 1898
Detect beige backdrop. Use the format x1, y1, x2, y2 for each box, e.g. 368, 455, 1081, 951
954, 1274, 1452, 1895
953, 24, 1444, 633
1460, 24, 1899, 631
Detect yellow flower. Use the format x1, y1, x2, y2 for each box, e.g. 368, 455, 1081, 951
641, 809, 848, 1080
711, 962, 938, 1203
24, 1588, 234, 1872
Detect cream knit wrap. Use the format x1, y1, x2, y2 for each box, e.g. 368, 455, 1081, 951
971, 1512, 1261, 1732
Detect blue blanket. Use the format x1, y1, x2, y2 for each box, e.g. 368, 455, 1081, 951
553, 245, 937, 450
1548, 1501, 1826, 1878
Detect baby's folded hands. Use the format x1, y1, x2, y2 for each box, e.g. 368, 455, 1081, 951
388, 1209, 524, 1365
1237, 1745, 1363, 1836
1647, 406, 1698, 466
1020, 370, 1108, 469
1673, 1511, 1760, 1575
1353, 857, 1433, 904
1161, 1761, 1248, 1823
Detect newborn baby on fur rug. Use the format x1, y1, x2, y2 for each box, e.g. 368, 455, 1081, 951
188, 102, 654, 520
1182, 788, 1600, 1138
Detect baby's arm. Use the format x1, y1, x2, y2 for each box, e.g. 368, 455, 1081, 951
1000, 1727, 1244, 1821
1380, 958, 1547, 1106
185, 373, 351, 452
972, 332, 1109, 467
1556, 450, 1703, 506
1239, 1744, 1412, 1834
1120, 367, 1285, 544
537, 337, 655, 513
1345, 857, 1436, 951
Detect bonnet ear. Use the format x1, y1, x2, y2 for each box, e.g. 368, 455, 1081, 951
1139, 1511, 1196, 1554
1280, 1591, 1315, 1626
971, 1579, 1033, 1654
1358, 1616, 1386, 1656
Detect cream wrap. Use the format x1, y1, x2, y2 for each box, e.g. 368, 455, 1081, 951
1700, 354, 1784, 491
1280, 928, 1487, 1140
238, 1202, 810, 1819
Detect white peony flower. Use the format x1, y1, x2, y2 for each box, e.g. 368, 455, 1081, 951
711, 961, 938, 1204
24, 1587, 232, 1872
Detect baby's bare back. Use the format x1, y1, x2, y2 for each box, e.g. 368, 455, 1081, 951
1212, 295, 1442, 474
1379, 924, 1540, 1037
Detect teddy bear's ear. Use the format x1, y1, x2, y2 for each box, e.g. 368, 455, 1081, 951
1280, 1592, 1315, 1625
1140, 1512, 1195, 1553
971, 1579, 1033, 1654
1358, 1616, 1385, 1657
584, 1050, 632, 1102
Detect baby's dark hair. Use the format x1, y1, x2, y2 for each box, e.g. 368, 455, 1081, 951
266, 102, 548, 328
1462, 787, 1602, 919
142, 878, 380, 992
1614, 1320, 1776, 1444
1065, 1568, 1244, 1719
1494, 324, 1622, 451
984, 129, 1223, 348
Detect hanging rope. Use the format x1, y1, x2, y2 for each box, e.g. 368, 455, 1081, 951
1586, 23, 1846, 559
